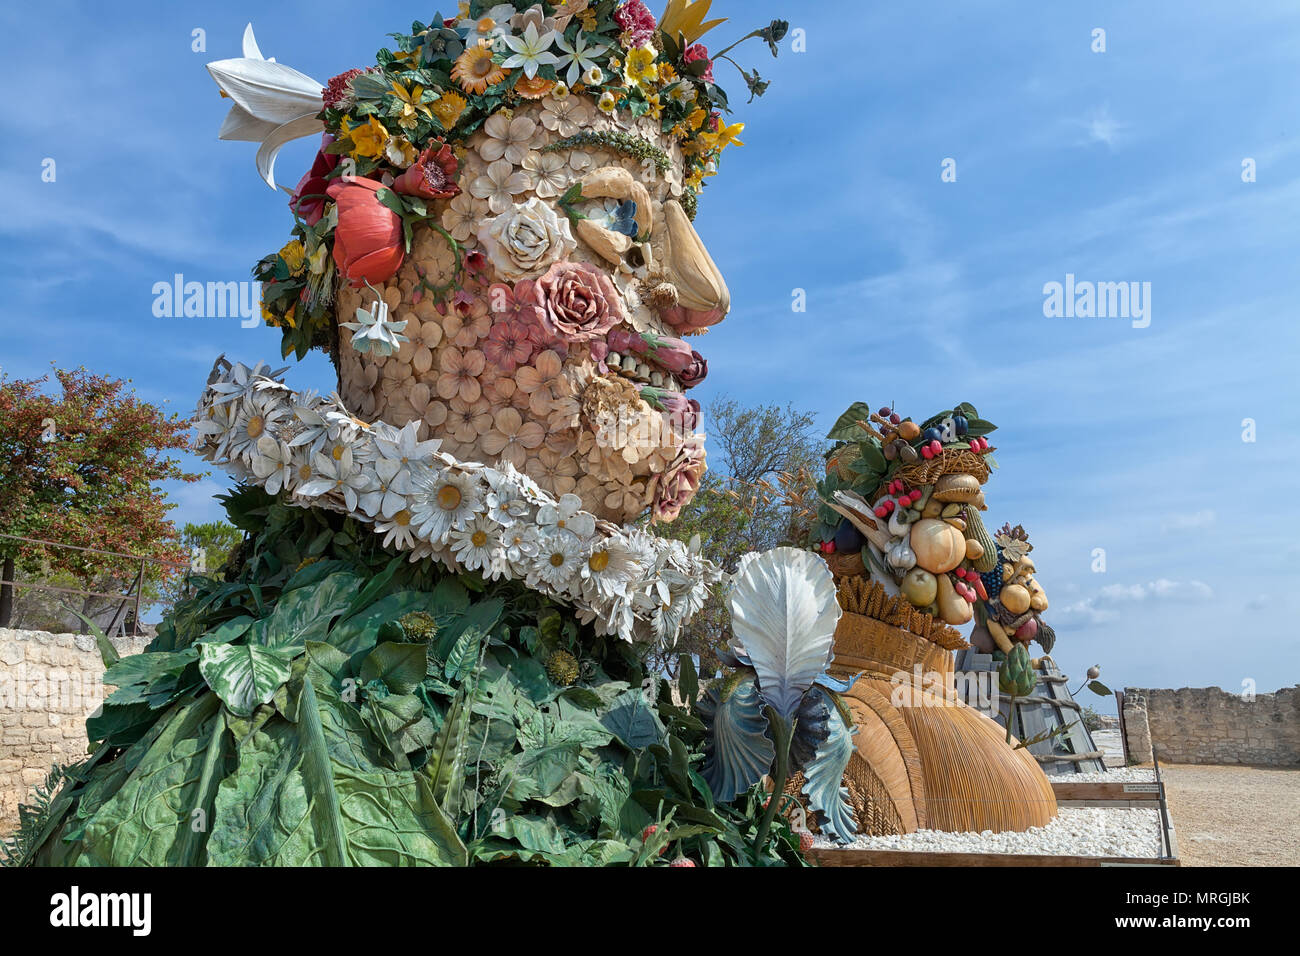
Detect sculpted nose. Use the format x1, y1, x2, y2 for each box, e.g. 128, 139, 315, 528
655, 199, 729, 331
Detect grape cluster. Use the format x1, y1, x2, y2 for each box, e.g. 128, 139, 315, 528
979, 549, 1005, 599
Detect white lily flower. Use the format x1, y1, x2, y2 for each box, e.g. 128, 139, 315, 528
340, 297, 409, 358
297, 452, 374, 512
553, 31, 611, 86
206, 23, 325, 188
500, 23, 560, 79
358, 457, 414, 520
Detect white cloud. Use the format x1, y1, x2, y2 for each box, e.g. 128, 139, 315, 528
1055, 578, 1214, 624
1161, 509, 1216, 533
1078, 104, 1127, 149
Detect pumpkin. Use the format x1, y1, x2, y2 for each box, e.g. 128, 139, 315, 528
910, 518, 966, 574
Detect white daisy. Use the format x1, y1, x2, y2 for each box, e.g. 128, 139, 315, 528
448, 514, 503, 574
410, 468, 482, 544
375, 507, 418, 550
500, 522, 541, 575
529, 531, 582, 592
228, 394, 288, 462
579, 535, 646, 602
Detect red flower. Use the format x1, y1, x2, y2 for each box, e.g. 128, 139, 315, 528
326, 178, 404, 287
289, 134, 339, 227
391, 143, 460, 200
614, 0, 658, 47
322, 68, 365, 109
683, 44, 714, 83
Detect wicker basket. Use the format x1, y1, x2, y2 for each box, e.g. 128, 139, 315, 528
895, 447, 992, 488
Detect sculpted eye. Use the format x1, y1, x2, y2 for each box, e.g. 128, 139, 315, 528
568, 165, 653, 268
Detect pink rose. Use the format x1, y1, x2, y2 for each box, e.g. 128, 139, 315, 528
289, 134, 339, 227
537, 261, 624, 342
684, 44, 714, 83
649, 438, 706, 523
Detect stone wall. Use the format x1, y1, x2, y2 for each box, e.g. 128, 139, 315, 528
1122, 685, 1300, 766
0, 628, 149, 835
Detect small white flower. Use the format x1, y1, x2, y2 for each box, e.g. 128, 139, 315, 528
499, 22, 560, 79
529, 531, 582, 591
483, 466, 533, 526
535, 492, 596, 541
208, 361, 289, 406
583, 66, 604, 86
375, 419, 441, 469
341, 296, 409, 358
554, 32, 611, 86
457, 3, 516, 44
410, 467, 482, 544
448, 514, 503, 574
597, 91, 617, 114
500, 522, 541, 574
252, 434, 296, 494
580, 534, 646, 602
357, 456, 412, 519
228, 394, 288, 461
375, 507, 418, 550
552, 81, 569, 99
296, 452, 374, 511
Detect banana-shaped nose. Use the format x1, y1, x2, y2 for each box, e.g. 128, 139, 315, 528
654, 199, 730, 332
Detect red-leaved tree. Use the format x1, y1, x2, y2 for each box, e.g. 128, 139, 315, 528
0, 365, 201, 628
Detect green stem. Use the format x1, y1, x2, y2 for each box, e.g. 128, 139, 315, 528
753, 706, 792, 863
1004, 694, 1016, 745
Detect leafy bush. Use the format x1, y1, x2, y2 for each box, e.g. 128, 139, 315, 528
16, 487, 805, 867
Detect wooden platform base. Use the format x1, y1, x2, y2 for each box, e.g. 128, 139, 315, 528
809, 847, 1179, 867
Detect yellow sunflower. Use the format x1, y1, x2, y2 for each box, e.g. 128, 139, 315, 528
278, 240, 306, 276
452, 41, 509, 95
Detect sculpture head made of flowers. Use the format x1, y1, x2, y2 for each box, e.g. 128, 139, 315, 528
211, 1, 787, 531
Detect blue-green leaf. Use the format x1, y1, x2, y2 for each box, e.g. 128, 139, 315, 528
800, 687, 858, 843
696, 675, 774, 802
199, 642, 296, 717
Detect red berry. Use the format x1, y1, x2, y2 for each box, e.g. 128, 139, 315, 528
878, 407, 891, 417
669, 857, 697, 867
889, 413, 901, 425
929, 440, 942, 455
875, 506, 888, 518
954, 567, 966, 579
921, 446, 934, 460
910, 489, 923, 503
822, 541, 836, 554
884, 499, 896, 512
641, 824, 665, 856
799, 831, 815, 853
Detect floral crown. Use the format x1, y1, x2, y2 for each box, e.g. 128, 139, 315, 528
208, 0, 785, 360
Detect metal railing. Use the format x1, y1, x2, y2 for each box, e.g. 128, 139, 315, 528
0, 531, 191, 637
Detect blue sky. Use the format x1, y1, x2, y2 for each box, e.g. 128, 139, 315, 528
2, 1, 1297, 704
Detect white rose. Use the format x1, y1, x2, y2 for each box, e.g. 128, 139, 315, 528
477, 197, 576, 281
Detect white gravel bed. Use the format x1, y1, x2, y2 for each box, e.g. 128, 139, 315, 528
1056, 768, 1157, 783
816, 808, 1163, 858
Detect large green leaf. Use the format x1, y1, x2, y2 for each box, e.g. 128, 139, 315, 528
329, 590, 442, 658
826, 401, 874, 441
600, 690, 666, 749
75, 695, 223, 865
198, 642, 296, 717
250, 571, 364, 651
360, 642, 428, 695
101, 649, 199, 708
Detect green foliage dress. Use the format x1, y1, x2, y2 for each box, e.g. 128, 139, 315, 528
17, 489, 803, 867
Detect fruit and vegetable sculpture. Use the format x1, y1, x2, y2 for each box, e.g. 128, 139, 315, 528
812, 401, 997, 643
969, 523, 1055, 658
795, 399, 1058, 836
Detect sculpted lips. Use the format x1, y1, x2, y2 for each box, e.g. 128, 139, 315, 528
603, 328, 707, 391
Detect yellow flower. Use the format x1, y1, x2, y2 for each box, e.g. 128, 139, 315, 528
685, 167, 704, 190
707, 120, 745, 150
687, 107, 708, 131
390, 82, 433, 130
669, 122, 688, 139
283, 304, 297, 329
453, 40, 509, 95
385, 135, 418, 167
552, 82, 570, 100
597, 91, 618, 114
343, 115, 389, 159
644, 92, 663, 120
278, 240, 306, 276
431, 90, 468, 129
659, 63, 678, 83
624, 46, 659, 87
578, 10, 597, 31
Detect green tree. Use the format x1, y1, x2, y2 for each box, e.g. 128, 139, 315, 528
0, 365, 200, 628
653, 396, 826, 678
156, 521, 245, 611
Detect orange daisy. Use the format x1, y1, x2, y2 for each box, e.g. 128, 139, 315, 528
452, 41, 509, 95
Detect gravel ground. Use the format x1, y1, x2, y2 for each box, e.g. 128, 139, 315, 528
1158, 764, 1300, 867
815, 807, 1162, 858
1056, 768, 1156, 783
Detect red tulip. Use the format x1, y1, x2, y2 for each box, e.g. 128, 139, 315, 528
326, 177, 404, 287
289, 134, 339, 227
391, 143, 460, 200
